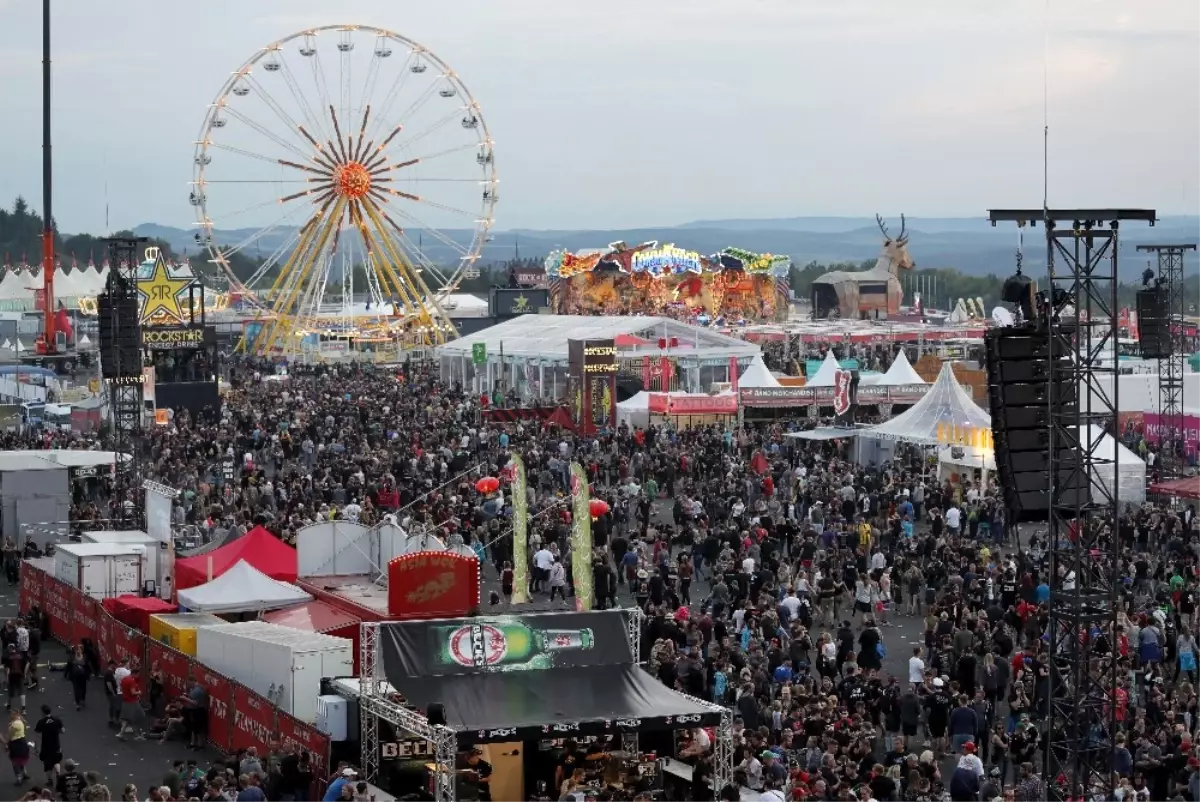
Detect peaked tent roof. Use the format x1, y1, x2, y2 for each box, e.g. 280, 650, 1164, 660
867, 362, 990, 445
806, 351, 841, 387
175, 525, 298, 589
946, 299, 971, 324
739, 355, 781, 388
876, 350, 926, 386
176, 560, 311, 614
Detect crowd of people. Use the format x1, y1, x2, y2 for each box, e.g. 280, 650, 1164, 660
2, 354, 1198, 801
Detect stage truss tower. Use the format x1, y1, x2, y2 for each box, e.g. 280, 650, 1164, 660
1137, 243, 1196, 479
104, 236, 146, 528
990, 208, 1156, 797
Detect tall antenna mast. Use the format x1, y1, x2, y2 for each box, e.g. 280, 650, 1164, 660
1042, 0, 1050, 212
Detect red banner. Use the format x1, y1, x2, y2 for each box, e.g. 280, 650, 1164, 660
197, 666, 234, 752
148, 641, 192, 703
97, 615, 115, 666
109, 622, 147, 694
41, 576, 74, 643
18, 562, 42, 616
231, 684, 275, 755
387, 551, 480, 619
730, 356, 740, 394
647, 393, 739, 416
70, 592, 98, 647
278, 712, 331, 792
642, 355, 652, 390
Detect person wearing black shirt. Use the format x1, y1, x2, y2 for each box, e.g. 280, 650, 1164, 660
34, 704, 63, 788
4, 644, 27, 712
55, 757, 85, 802
924, 679, 953, 754
465, 747, 493, 802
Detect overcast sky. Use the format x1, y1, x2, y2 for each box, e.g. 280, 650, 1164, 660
0, 0, 1196, 235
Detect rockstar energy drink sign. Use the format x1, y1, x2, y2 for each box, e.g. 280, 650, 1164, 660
568, 338, 617, 434
142, 327, 207, 350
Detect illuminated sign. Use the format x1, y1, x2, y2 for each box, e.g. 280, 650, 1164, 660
142, 327, 206, 349
138, 253, 193, 324
631, 244, 702, 275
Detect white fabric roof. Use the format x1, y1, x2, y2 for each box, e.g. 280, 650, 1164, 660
177, 560, 311, 613
436, 314, 760, 361
618, 391, 652, 410
738, 355, 781, 388
946, 299, 970, 324
875, 350, 926, 386
806, 351, 841, 387
867, 361, 990, 445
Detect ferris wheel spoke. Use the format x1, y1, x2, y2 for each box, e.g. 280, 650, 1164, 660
391, 106, 467, 153
390, 82, 441, 139
308, 51, 337, 142
393, 177, 490, 183
240, 74, 312, 154
203, 195, 298, 229
339, 39, 352, 142
279, 53, 333, 145
357, 46, 383, 132
364, 50, 418, 144
396, 140, 480, 166
206, 141, 291, 166
220, 105, 313, 162
385, 205, 471, 260
350, 105, 372, 164
405, 195, 483, 221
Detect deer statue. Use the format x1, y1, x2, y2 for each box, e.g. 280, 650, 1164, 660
875, 214, 915, 276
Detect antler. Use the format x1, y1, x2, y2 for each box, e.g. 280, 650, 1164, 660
898, 214, 907, 241
875, 214, 890, 240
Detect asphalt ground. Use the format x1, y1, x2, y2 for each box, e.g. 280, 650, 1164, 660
0, 579, 223, 797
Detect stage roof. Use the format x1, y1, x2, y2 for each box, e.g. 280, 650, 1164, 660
436, 314, 759, 362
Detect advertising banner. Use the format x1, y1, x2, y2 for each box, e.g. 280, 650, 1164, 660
568, 339, 617, 434
647, 393, 739, 416
491, 288, 549, 317
97, 616, 115, 666
110, 623, 146, 675
380, 611, 634, 679
570, 462, 594, 611
232, 684, 275, 755
42, 576, 73, 641
149, 641, 192, 701
1142, 412, 1200, 456
740, 382, 935, 408
510, 453, 531, 605
385, 551, 480, 619
197, 666, 234, 752
18, 562, 42, 616
70, 592, 98, 648
278, 712, 331, 793
146, 487, 173, 544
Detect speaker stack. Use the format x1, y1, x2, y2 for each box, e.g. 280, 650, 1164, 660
1136, 287, 1170, 359
98, 276, 142, 380
984, 325, 1087, 521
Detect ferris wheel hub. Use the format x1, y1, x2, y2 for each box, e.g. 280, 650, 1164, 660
334, 161, 372, 199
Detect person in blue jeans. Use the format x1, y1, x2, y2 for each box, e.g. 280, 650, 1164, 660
948, 695, 980, 753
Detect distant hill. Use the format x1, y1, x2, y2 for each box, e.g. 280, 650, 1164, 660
136, 215, 1200, 281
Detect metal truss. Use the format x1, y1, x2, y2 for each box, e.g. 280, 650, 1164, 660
104, 236, 146, 529
359, 622, 458, 800
713, 709, 734, 790
1137, 244, 1196, 479
990, 208, 1156, 797
624, 605, 644, 663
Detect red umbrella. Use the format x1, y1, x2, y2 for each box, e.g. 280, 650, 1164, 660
475, 476, 500, 494
589, 499, 610, 519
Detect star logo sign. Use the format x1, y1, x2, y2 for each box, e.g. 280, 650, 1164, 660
138, 254, 191, 324
511, 293, 530, 313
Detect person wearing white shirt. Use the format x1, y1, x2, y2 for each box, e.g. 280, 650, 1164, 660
533, 547, 555, 593
908, 648, 925, 685
945, 506, 961, 534
956, 745, 985, 779
742, 556, 756, 575
780, 591, 801, 621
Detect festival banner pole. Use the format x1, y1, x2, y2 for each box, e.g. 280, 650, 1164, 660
569, 462, 594, 611
510, 454, 531, 604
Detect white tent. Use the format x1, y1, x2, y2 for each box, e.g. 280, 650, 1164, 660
946, 299, 971, 324
875, 350, 926, 386
867, 361, 990, 445
617, 391, 652, 429
738, 355, 780, 388
806, 351, 841, 387
1078, 424, 1146, 506
177, 559, 312, 614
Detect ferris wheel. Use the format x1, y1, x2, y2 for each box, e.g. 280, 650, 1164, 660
190, 25, 497, 353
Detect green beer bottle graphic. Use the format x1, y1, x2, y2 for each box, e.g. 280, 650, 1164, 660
435, 619, 595, 671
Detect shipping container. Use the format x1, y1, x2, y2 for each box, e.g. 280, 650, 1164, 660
54, 542, 144, 599
148, 612, 227, 656
80, 530, 166, 597
195, 621, 354, 722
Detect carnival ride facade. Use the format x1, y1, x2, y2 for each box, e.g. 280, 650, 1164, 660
544, 242, 791, 322
190, 25, 497, 356
811, 215, 914, 320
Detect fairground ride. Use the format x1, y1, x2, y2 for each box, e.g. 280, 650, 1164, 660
190, 25, 497, 355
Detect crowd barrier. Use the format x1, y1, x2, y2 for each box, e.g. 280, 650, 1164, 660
18, 562, 332, 793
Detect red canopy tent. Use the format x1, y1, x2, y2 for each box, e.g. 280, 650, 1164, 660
263, 600, 362, 671
175, 526, 298, 590
101, 595, 177, 632
1149, 476, 1200, 500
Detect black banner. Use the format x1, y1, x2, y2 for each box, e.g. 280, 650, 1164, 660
380, 611, 633, 679
459, 707, 724, 746
567, 339, 616, 434
156, 380, 220, 416
490, 288, 549, 318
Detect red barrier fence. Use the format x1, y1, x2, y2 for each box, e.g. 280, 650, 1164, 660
18, 562, 330, 782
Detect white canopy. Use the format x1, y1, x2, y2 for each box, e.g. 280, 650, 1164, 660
177, 559, 311, 613
946, 299, 971, 324
1078, 424, 1146, 506
806, 351, 841, 387
867, 362, 990, 445
875, 350, 926, 386
738, 355, 781, 388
